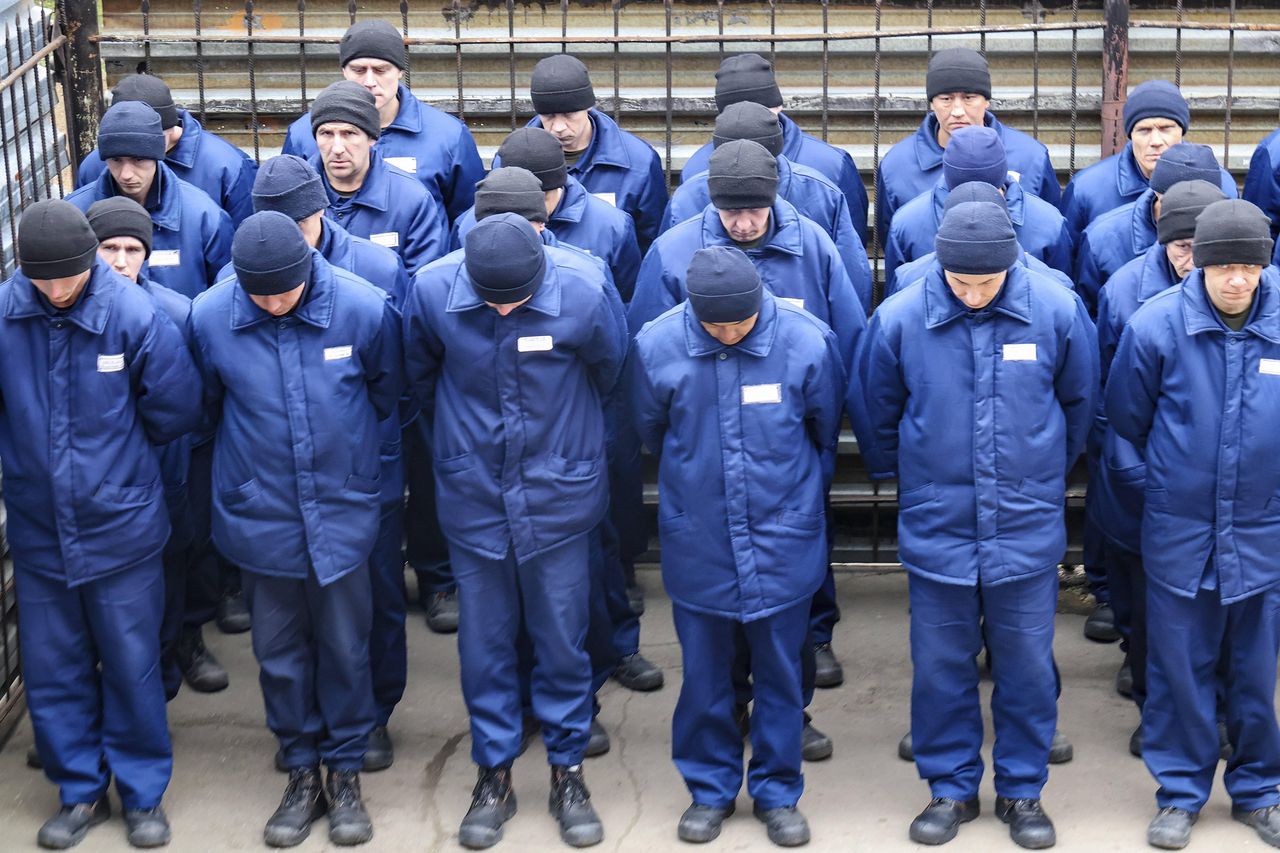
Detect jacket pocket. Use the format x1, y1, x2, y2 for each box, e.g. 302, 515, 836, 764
778, 509, 824, 531
1018, 478, 1063, 506
896, 482, 937, 510
1109, 463, 1147, 485
220, 478, 261, 508
95, 479, 161, 506
434, 451, 475, 475
659, 511, 691, 533
344, 473, 379, 495
1145, 487, 1169, 509
546, 452, 599, 481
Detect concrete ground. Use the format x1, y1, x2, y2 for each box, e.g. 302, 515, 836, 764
0, 569, 1272, 852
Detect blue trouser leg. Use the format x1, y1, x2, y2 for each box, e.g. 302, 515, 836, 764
585, 525, 619, 701
600, 516, 641, 658
20, 560, 172, 810
243, 567, 375, 771
453, 536, 592, 768
733, 620, 817, 709
1081, 455, 1110, 604
808, 503, 840, 645
369, 502, 408, 727
182, 440, 219, 628
404, 421, 453, 598
1104, 542, 1148, 710
610, 423, 648, 577
744, 603, 809, 808
1221, 586, 1280, 811
160, 540, 188, 701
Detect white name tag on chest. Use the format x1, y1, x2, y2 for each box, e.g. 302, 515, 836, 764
324, 345, 353, 361
370, 232, 400, 248
518, 335, 553, 353
149, 249, 181, 267
384, 156, 418, 174
592, 192, 616, 207
98, 353, 125, 373
742, 383, 782, 405
780, 297, 805, 310
1003, 343, 1037, 361
1260, 358, 1280, 375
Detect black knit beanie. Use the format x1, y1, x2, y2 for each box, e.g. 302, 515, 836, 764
926, 48, 992, 100
339, 19, 407, 70
1156, 180, 1225, 245
310, 81, 381, 140
686, 246, 763, 324
712, 101, 784, 157
530, 54, 595, 115
18, 200, 100, 279
112, 74, 179, 130
708, 140, 778, 211
1193, 199, 1274, 268
714, 54, 783, 112
496, 127, 568, 191
465, 213, 548, 305
475, 167, 549, 224
232, 211, 314, 296
87, 197, 153, 258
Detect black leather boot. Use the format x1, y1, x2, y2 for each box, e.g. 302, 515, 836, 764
325, 769, 373, 845
549, 765, 604, 847
459, 767, 517, 850
264, 767, 326, 848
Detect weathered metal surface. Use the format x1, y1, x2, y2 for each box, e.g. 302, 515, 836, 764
1101, 0, 1129, 157
60, 0, 104, 165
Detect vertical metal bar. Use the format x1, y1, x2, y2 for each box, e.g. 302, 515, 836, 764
40, 10, 64, 196
926, 0, 934, 54
454, 0, 464, 120
507, 0, 516, 130
1032, 23, 1040, 138
979, 0, 987, 53
244, 0, 260, 162
715, 0, 724, 59
0, 61, 21, 263
1101, 0, 1130, 159
611, 0, 620, 125
1068, 0, 1079, 175
57, 0, 105, 168
141, 0, 151, 73
400, 0, 410, 88
297, 0, 307, 108
872, 0, 882, 305
768, 0, 777, 65
1225, 0, 1236, 172
14, 24, 43, 201
194, 0, 207, 123
560, 0, 568, 53
1174, 0, 1184, 88
347, 0, 356, 27
664, 0, 673, 189
820, 0, 829, 141
2, 26, 24, 210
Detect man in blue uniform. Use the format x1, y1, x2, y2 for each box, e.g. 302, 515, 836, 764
858, 200, 1096, 849
190, 212, 404, 847
1063, 80, 1235, 246
66, 101, 233, 299
78, 73, 258, 225
681, 54, 869, 245
883, 126, 1071, 294
665, 101, 871, 305
2, 200, 201, 849
630, 246, 843, 847
1246, 126, 1280, 239
1106, 199, 1280, 850
307, 80, 447, 274
501, 53, 667, 254
1092, 179, 1226, 753
403, 214, 626, 848
281, 19, 484, 224
875, 48, 1060, 246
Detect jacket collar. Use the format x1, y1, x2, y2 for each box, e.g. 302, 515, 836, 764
550, 176, 590, 226
312, 149, 393, 213
445, 252, 563, 317
774, 156, 796, 197
1181, 266, 1280, 343
95, 161, 182, 231
931, 177, 1027, 229
386, 84, 422, 134
1115, 142, 1150, 198
914, 111, 1002, 172
1138, 242, 1180, 303
230, 250, 335, 330
922, 262, 1033, 329
683, 289, 778, 358
166, 110, 202, 169
778, 113, 806, 162
317, 217, 353, 267
530, 109, 631, 170
1129, 188, 1160, 255
4, 259, 116, 333
699, 198, 804, 257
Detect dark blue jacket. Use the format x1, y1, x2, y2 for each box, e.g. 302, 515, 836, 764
66, 163, 234, 300
403, 245, 627, 562
889, 247, 1073, 299
682, 113, 869, 244
0, 260, 202, 585
663, 156, 870, 302
78, 109, 258, 226
629, 200, 867, 370
282, 84, 485, 225
1090, 242, 1179, 553
1065, 142, 1239, 248
1106, 267, 1280, 603
190, 253, 404, 585
875, 112, 1061, 246
1246, 128, 1280, 240
450, 176, 642, 302
856, 263, 1097, 585
629, 293, 844, 621
501, 109, 668, 253
883, 179, 1071, 294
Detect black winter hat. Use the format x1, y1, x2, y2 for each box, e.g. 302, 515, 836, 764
87, 197, 153, 258
943, 181, 1007, 215
232, 211, 313, 296
714, 53, 783, 112
530, 54, 596, 115
935, 200, 1019, 275
18, 200, 100, 279
496, 127, 568, 191
712, 101, 784, 158
475, 167, 549, 224
1123, 80, 1190, 137
926, 48, 992, 100
253, 155, 328, 221
1156, 180, 1225, 245
97, 101, 166, 161
339, 19, 407, 70
465, 213, 548, 305
111, 74, 179, 130
708, 140, 778, 211
687, 246, 763, 324
1193, 199, 1274, 268
310, 80, 381, 140
1149, 142, 1221, 195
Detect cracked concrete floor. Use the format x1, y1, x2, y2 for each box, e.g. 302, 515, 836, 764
1, 569, 1274, 851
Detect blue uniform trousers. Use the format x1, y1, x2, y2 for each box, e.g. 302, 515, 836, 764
1144, 582, 1280, 813
909, 570, 1058, 801
370, 502, 408, 727
182, 440, 220, 628
807, 503, 841, 645
673, 601, 809, 810
405, 421, 453, 598
453, 534, 592, 768
1104, 542, 1148, 709
242, 566, 375, 771
20, 559, 171, 810
159, 538, 189, 700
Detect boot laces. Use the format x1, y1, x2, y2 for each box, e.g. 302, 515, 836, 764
554, 766, 591, 807
471, 768, 509, 805
328, 771, 362, 810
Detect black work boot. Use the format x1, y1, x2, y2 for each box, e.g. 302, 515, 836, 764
1048, 729, 1074, 764
1233, 804, 1280, 848
27, 745, 42, 769
613, 653, 664, 691
812, 642, 844, 688
1115, 660, 1134, 698
801, 713, 833, 762
36, 796, 111, 849
585, 719, 611, 758
1129, 725, 1143, 758
678, 802, 735, 843
264, 767, 326, 848
549, 764, 604, 847
752, 804, 810, 847
898, 731, 914, 762
363, 726, 394, 772
908, 797, 979, 845
1148, 806, 1197, 849
325, 769, 373, 846
425, 590, 460, 634
123, 806, 171, 848
1083, 602, 1120, 642
216, 588, 251, 634
459, 767, 517, 849
995, 797, 1056, 849
175, 625, 229, 693
626, 580, 645, 616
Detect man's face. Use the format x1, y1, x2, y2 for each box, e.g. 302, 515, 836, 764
250, 282, 307, 316
543, 188, 563, 217
97, 236, 147, 282
718, 208, 771, 244
1130, 117, 1185, 178
343, 58, 403, 113
1164, 238, 1196, 279
930, 92, 990, 144
105, 157, 158, 204
163, 125, 182, 154
944, 269, 1008, 310
538, 111, 593, 152
485, 294, 533, 316
1203, 263, 1263, 316
316, 122, 374, 186
700, 313, 759, 346
297, 211, 325, 248
31, 269, 91, 309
